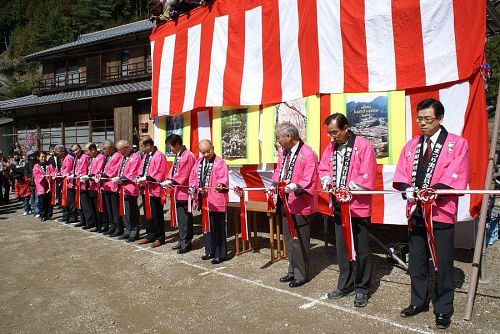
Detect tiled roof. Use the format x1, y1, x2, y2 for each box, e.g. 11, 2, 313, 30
25, 20, 154, 60
0, 80, 151, 110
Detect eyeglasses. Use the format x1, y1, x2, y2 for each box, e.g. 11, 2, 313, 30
416, 117, 437, 124
327, 129, 343, 137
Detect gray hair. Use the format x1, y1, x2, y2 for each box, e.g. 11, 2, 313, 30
54, 145, 66, 152
102, 139, 114, 148
276, 122, 300, 140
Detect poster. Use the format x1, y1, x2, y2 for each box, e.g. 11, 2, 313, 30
221, 108, 248, 159
345, 93, 389, 159
164, 115, 183, 156
274, 97, 308, 156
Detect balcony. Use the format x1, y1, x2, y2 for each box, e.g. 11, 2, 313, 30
104, 59, 152, 82
35, 71, 87, 93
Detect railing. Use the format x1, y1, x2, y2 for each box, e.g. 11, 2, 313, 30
35, 70, 87, 91
104, 59, 152, 80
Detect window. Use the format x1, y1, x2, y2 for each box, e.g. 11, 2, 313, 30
68, 60, 79, 85
55, 62, 66, 86
121, 49, 129, 77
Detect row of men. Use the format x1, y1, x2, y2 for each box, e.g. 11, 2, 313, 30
29, 98, 468, 330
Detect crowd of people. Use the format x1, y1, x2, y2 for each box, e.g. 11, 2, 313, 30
4, 98, 468, 330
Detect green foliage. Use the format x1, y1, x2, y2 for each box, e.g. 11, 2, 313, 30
486, 35, 500, 111
0, 0, 149, 100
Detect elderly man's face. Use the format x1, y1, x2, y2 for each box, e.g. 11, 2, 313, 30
56, 149, 66, 158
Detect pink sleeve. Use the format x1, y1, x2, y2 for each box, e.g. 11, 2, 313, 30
433, 138, 470, 190
150, 152, 167, 182
126, 154, 141, 181
105, 153, 122, 177
189, 159, 200, 187
393, 141, 413, 189
272, 154, 284, 182
171, 152, 195, 185
351, 141, 377, 190
295, 150, 318, 195
33, 164, 44, 187
215, 159, 229, 186
318, 145, 332, 179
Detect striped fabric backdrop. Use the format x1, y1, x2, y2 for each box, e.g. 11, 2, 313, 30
150, 0, 484, 116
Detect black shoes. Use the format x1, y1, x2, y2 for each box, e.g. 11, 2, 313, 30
177, 245, 192, 254
400, 305, 429, 318
211, 258, 225, 264
201, 254, 214, 260
353, 292, 368, 308
82, 225, 94, 230
289, 279, 306, 288
435, 313, 451, 329
279, 275, 294, 283
74, 222, 85, 228
327, 289, 355, 299
119, 235, 130, 240
172, 244, 181, 250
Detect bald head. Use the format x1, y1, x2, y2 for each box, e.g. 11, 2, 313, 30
116, 140, 131, 156
199, 139, 214, 161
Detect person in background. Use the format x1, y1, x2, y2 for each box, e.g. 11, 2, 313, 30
25, 150, 40, 218
32, 151, 56, 221
56, 145, 76, 224
11, 153, 31, 214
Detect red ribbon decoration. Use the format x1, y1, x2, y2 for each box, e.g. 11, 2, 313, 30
200, 188, 210, 234
276, 181, 297, 239
267, 188, 276, 211
234, 187, 248, 241
50, 177, 56, 206
169, 189, 177, 228
61, 177, 68, 207
118, 184, 125, 217
96, 187, 104, 212
417, 188, 439, 270
144, 184, 152, 220
334, 186, 356, 261
160, 187, 168, 205
75, 180, 80, 209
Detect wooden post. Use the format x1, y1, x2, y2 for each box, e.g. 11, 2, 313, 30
464, 85, 500, 320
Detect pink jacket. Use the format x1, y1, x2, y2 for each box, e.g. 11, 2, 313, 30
318, 136, 377, 218
102, 151, 123, 193
140, 148, 167, 198
167, 149, 196, 201
189, 155, 228, 212
60, 154, 74, 177
33, 163, 56, 195
87, 153, 106, 192
272, 143, 319, 216
74, 153, 90, 190
119, 152, 141, 196
393, 133, 470, 224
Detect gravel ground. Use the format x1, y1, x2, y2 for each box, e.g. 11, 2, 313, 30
0, 199, 498, 334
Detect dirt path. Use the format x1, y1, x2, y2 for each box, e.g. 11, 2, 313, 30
0, 202, 498, 334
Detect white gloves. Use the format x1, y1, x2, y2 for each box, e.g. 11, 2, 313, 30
348, 180, 362, 191
320, 176, 331, 191
405, 187, 416, 202
66, 174, 74, 180
284, 183, 297, 193
136, 176, 147, 184
161, 179, 173, 187
188, 187, 196, 195
80, 175, 90, 182
111, 176, 120, 183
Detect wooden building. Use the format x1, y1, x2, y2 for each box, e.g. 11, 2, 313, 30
0, 20, 155, 150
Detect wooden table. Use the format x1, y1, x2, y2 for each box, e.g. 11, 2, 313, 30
228, 201, 287, 263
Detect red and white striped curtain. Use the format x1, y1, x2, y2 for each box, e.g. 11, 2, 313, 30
150, 0, 485, 116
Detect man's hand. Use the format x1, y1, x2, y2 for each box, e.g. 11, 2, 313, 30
321, 176, 331, 191
215, 183, 224, 193
348, 180, 362, 191
284, 183, 297, 194
111, 176, 120, 184
161, 179, 173, 188
405, 187, 416, 202
135, 176, 147, 184
188, 187, 196, 195
80, 175, 90, 182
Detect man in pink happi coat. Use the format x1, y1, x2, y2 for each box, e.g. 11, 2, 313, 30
189, 139, 229, 264
81, 142, 107, 233
71, 144, 91, 229
136, 136, 167, 248
33, 151, 57, 221
318, 113, 377, 307
163, 134, 196, 254
393, 98, 470, 330
100, 139, 124, 237
272, 122, 318, 288
113, 140, 141, 243
56, 145, 75, 223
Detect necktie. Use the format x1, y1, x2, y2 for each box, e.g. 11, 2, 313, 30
281, 150, 291, 181
422, 138, 432, 166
